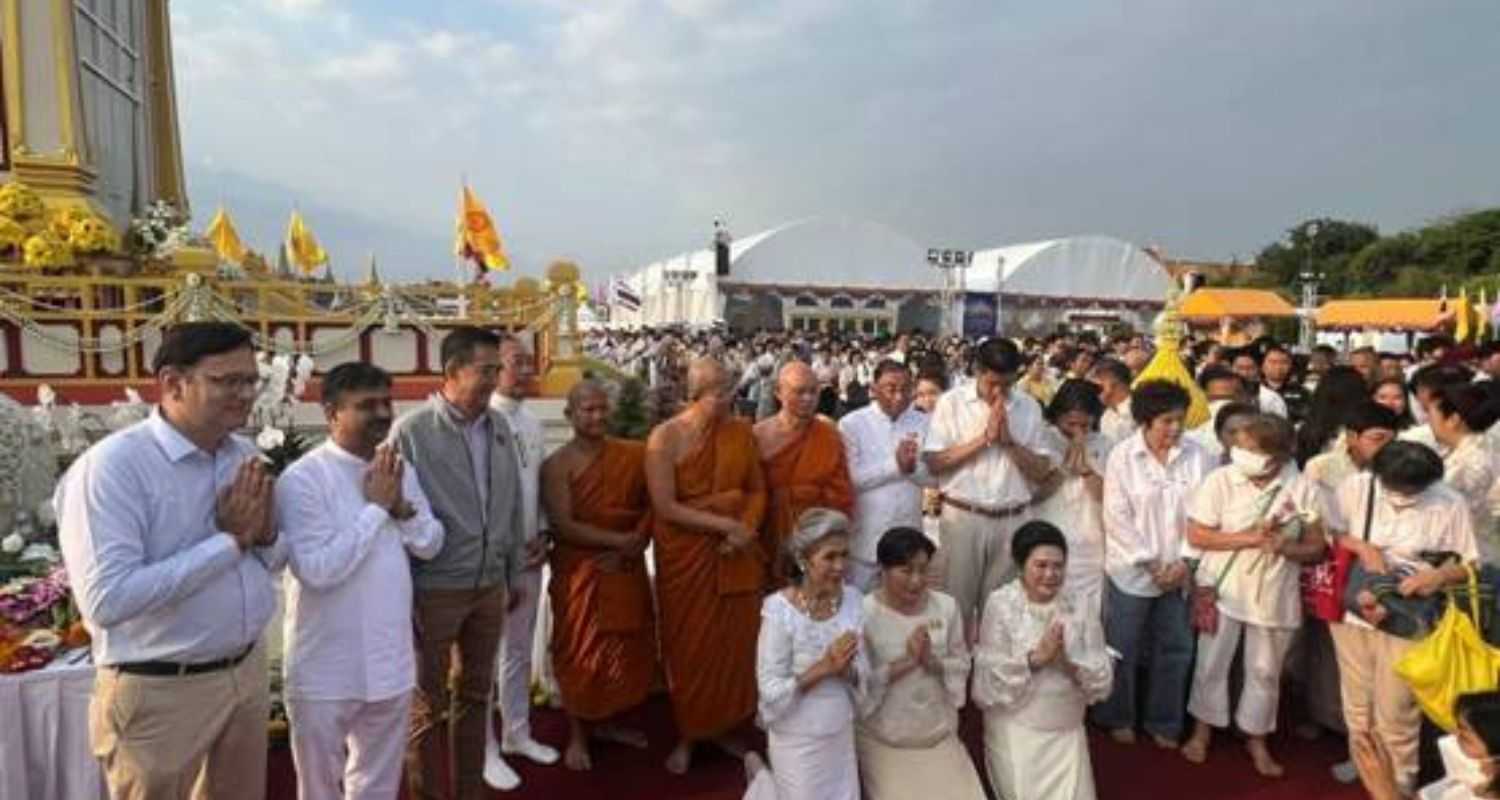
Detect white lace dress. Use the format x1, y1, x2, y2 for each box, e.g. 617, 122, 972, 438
972, 582, 1113, 800
746, 585, 870, 800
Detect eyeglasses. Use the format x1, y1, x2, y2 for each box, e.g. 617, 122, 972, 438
199, 372, 262, 394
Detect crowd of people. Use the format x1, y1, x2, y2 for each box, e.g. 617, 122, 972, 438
51, 317, 1500, 800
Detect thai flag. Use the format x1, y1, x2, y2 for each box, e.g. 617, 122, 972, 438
613, 276, 641, 311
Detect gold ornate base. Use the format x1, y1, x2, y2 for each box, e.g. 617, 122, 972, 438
539, 358, 585, 398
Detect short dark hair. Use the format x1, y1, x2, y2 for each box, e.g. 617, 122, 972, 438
1228, 347, 1262, 367
1213, 401, 1260, 439
1088, 357, 1132, 387
1417, 334, 1456, 357
1011, 520, 1068, 567
1242, 413, 1295, 461
875, 527, 936, 569
440, 326, 501, 372
1263, 343, 1291, 360
321, 362, 392, 408
1435, 382, 1500, 433
1343, 400, 1399, 434
152, 322, 253, 374
973, 338, 1022, 376
871, 359, 909, 385
1313, 344, 1337, 358
915, 368, 948, 391
1410, 363, 1474, 396
1197, 364, 1243, 392
1046, 379, 1104, 425
1373, 440, 1445, 495
1131, 379, 1191, 426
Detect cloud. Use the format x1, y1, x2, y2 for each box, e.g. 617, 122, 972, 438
166, 0, 1500, 287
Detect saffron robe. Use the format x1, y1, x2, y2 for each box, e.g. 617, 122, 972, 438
652, 417, 768, 738
549, 438, 657, 721
761, 417, 855, 578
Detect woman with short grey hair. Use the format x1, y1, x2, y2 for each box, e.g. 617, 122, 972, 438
745, 508, 870, 800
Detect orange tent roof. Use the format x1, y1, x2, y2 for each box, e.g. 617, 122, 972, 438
1178, 288, 1298, 321
1315, 299, 1455, 332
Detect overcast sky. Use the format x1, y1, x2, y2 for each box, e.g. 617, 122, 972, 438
171, 0, 1500, 284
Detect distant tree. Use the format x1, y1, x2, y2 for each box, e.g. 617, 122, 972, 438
608, 377, 651, 440
1243, 218, 1380, 296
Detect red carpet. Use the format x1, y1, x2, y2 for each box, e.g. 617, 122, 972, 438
266, 694, 1366, 799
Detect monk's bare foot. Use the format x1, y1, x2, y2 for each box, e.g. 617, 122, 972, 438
564, 736, 592, 771
665, 741, 693, 775
712, 735, 748, 760
1109, 728, 1136, 745
594, 724, 648, 749
1248, 738, 1284, 778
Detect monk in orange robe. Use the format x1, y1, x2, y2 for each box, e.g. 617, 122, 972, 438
540, 380, 657, 771
646, 358, 767, 775
753, 361, 854, 582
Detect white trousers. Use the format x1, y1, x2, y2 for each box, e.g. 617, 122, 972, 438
1186, 616, 1295, 736
497, 567, 544, 741
286, 692, 411, 800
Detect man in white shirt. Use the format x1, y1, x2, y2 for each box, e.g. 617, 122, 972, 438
838, 359, 932, 590
489, 337, 561, 769
1087, 358, 1136, 450
56, 322, 282, 800
277, 362, 445, 800
1230, 347, 1289, 418
922, 338, 1053, 636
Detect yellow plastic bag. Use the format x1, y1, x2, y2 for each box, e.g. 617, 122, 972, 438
1395, 566, 1500, 731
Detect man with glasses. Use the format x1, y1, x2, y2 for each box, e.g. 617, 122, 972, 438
923, 337, 1053, 640
57, 321, 281, 800
391, 326, 528, 797
838, 359, 932, 590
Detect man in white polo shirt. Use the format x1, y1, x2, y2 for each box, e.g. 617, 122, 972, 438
923, 338, 1053, 639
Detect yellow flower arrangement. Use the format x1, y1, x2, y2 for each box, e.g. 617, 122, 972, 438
0, 183, 45, 221
68, 214, 120, 254
0, 216, 26, 254
22, 232, 74, 269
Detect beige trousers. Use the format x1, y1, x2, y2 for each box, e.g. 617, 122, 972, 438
88, 641, 269, 800
936, 504, 1028, 626
1329, 622, 1420, 794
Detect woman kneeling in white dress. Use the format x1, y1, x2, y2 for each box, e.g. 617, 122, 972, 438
857, 526, 986, 800
974, 520, 1114, 800
747, 508, 870, 800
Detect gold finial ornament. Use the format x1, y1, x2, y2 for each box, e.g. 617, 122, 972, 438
1132, 251, 1210, 428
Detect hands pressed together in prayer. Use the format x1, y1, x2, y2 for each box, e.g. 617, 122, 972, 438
362, 445, 414, 520
1030, 620, 1088, 686
1147, 559, 1190, 592
896, 434, 920, 475
984, 398, 1011, 447
217, 458, 276, 552
816, 630, 860, 683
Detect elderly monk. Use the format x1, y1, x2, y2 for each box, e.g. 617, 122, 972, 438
540, 380, 656, 772
646, 358, 768, 774
753, 361, 855, 583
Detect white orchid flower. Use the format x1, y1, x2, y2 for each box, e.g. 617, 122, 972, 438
256, 427, 286, 450
36, 384, 56, 407
1, 533, 23, 554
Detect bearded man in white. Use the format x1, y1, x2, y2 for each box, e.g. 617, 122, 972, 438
277, 362, 444, 799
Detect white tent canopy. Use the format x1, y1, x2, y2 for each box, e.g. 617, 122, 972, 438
961, 235, 1172, 303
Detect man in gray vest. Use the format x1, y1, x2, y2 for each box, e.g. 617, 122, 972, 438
393, 326, 527, 798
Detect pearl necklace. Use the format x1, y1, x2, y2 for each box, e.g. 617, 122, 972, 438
793, 586, 842, 620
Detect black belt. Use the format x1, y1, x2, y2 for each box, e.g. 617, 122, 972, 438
109, 645, 254, 677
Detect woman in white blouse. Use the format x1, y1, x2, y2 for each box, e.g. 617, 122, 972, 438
857, 527, 985, 800
973, 520, 1114, 800
1034, 380, 1110, 616
1429, 383, 1500, 561
747, 508, 870, 800
1180, 414, 1328, 777
1331, 441, 1480, 797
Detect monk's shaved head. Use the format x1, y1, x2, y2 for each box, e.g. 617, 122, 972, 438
687, 357, 728, 401
566, 379, 610, 413
777, 361, 816, 392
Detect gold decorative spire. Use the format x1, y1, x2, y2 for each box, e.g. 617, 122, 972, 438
1132, 251, 1210, 428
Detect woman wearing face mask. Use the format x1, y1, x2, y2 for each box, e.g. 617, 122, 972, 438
1355, 690, 1500, 800
973, 521, 1113, 800
1033, 380, 1110, 616
855, 527, 985, 800
1331, 441, 1480, 798
1179, 414, 1329, 777
746, 509, 869, 800
1429, 383, 1500, 563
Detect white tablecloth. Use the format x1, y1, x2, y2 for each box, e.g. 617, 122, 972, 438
0, 658, 108, 800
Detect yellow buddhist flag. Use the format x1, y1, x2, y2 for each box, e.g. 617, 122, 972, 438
285, 210, 328, 275
1456, 287, 1472, 343
454, 185, 509, 272
204, 206, 247, 264
1479, 288, 1491, 342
